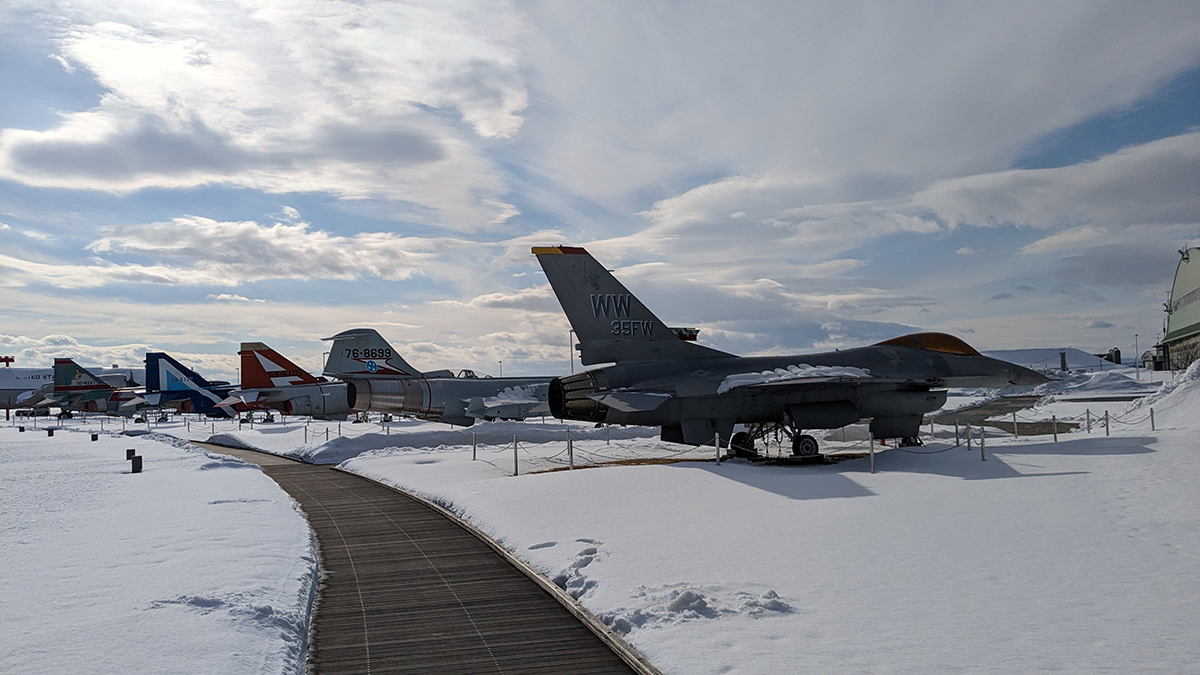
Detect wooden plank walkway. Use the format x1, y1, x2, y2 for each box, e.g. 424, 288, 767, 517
197, 444, 637, 674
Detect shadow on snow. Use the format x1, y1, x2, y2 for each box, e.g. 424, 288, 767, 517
665, 436, 1154, 499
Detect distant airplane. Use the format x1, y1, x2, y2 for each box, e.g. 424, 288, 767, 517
144, 352, 238, 418
533, 245, 1048, 455
46, 358, 148, 416
0, 365, 53, 412
322, 328, 552, 426
226, 342, 351, 420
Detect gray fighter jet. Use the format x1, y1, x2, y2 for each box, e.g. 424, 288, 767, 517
534, 245, 1048, 455
323, 328, 551, 426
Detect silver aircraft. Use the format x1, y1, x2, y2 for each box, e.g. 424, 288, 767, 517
323, 328, 552, 426
533, 245, 1048, 455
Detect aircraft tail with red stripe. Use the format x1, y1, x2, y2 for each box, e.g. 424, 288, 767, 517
239, 343, 325, 388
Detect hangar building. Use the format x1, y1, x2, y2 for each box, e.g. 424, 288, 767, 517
1160, 247, 1200, 370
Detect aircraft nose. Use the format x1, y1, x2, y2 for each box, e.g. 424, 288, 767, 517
1011, 364, 1051, 386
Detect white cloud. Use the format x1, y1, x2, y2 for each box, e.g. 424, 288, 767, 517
205, 293, 263, 303
47, 53, 75, 73
520, 3, 1200, 207
85, 216, 432, 284
956, 247, 974, 255
0, 0, 527, 230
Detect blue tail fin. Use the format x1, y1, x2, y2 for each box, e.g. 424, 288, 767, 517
144, 352, 217, 392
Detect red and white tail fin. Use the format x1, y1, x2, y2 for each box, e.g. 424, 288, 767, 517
239, 343, 324, 388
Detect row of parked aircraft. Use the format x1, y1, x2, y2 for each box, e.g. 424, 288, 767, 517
3, 247, 1047, 455
2, 331, 554, 425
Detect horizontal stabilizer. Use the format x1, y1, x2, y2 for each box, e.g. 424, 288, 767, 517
586, 391, 672, 413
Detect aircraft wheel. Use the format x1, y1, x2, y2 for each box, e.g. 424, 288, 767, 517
792, 434, 819, 457
730, 431, 756, 458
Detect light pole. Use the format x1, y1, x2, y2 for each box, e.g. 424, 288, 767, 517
568, 329, 576, 374
498, 360, 503, 377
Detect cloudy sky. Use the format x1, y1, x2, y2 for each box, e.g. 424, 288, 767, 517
2, 1, 1199, 380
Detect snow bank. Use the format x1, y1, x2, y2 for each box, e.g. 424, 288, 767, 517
195, 418, 661, 465
0, 426, 316, 674
1121, 359, 1200, 430
1035, 368, 1158, 398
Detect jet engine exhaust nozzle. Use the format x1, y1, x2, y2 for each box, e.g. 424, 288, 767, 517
548, 371, 610, 423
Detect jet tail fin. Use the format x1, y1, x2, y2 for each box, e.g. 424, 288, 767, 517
145, 352, 215, 393
239, 342, 324, 388
322, 329, 422, 378
533, 246, 731, 365
53, 358, 113, 393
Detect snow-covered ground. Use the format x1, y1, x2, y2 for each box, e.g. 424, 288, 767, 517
5, 363, 1194, 673
0, 425, 316, 674
335, 418, 1197, 672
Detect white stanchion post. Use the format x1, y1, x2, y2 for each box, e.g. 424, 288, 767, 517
870, 440, 875, 474
513, 435, 519, 476
954, 420, 960, 446
1150, 408, 1155, 431
1012, 411, 1018, 438
1052, 415, 1058, 442
966, 424, 972, 450
605, 424, 610, 445
714, 432, 721, 465
472, 432, 477, 460
1104, 410, 1110, 437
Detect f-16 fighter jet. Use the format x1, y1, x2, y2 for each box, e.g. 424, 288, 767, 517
225, 342, 351, 420
533, 245, 1048, 455
323, 328, 551, 426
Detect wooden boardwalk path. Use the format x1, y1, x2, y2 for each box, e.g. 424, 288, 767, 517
197, 444, 639, 674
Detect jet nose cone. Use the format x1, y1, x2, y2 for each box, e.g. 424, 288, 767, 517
1011, 365, 1051, 386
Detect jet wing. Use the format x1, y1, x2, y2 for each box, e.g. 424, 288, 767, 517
714, 364, 904, 395
719, 375, 929, 392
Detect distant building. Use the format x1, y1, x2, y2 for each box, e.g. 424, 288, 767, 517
1160, 247, 1200, 370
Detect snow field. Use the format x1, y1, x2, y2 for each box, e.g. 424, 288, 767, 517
5, 363, 1193, 673
0, 426, 317, 675
332, 368, 1200, 673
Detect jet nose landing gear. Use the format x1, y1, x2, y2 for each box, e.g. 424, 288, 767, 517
791, 434, 819, 457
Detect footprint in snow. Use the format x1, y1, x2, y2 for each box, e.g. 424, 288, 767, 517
528, 541, 557, 550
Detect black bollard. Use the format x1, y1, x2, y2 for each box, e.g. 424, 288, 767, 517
91, 433, 99, 441
18, 426, 25, 432
131, 455, 142, 473
47, 428, 54, 437
126, 448, 136, 460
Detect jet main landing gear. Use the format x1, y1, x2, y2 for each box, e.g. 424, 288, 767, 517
729, 431, 758, 458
